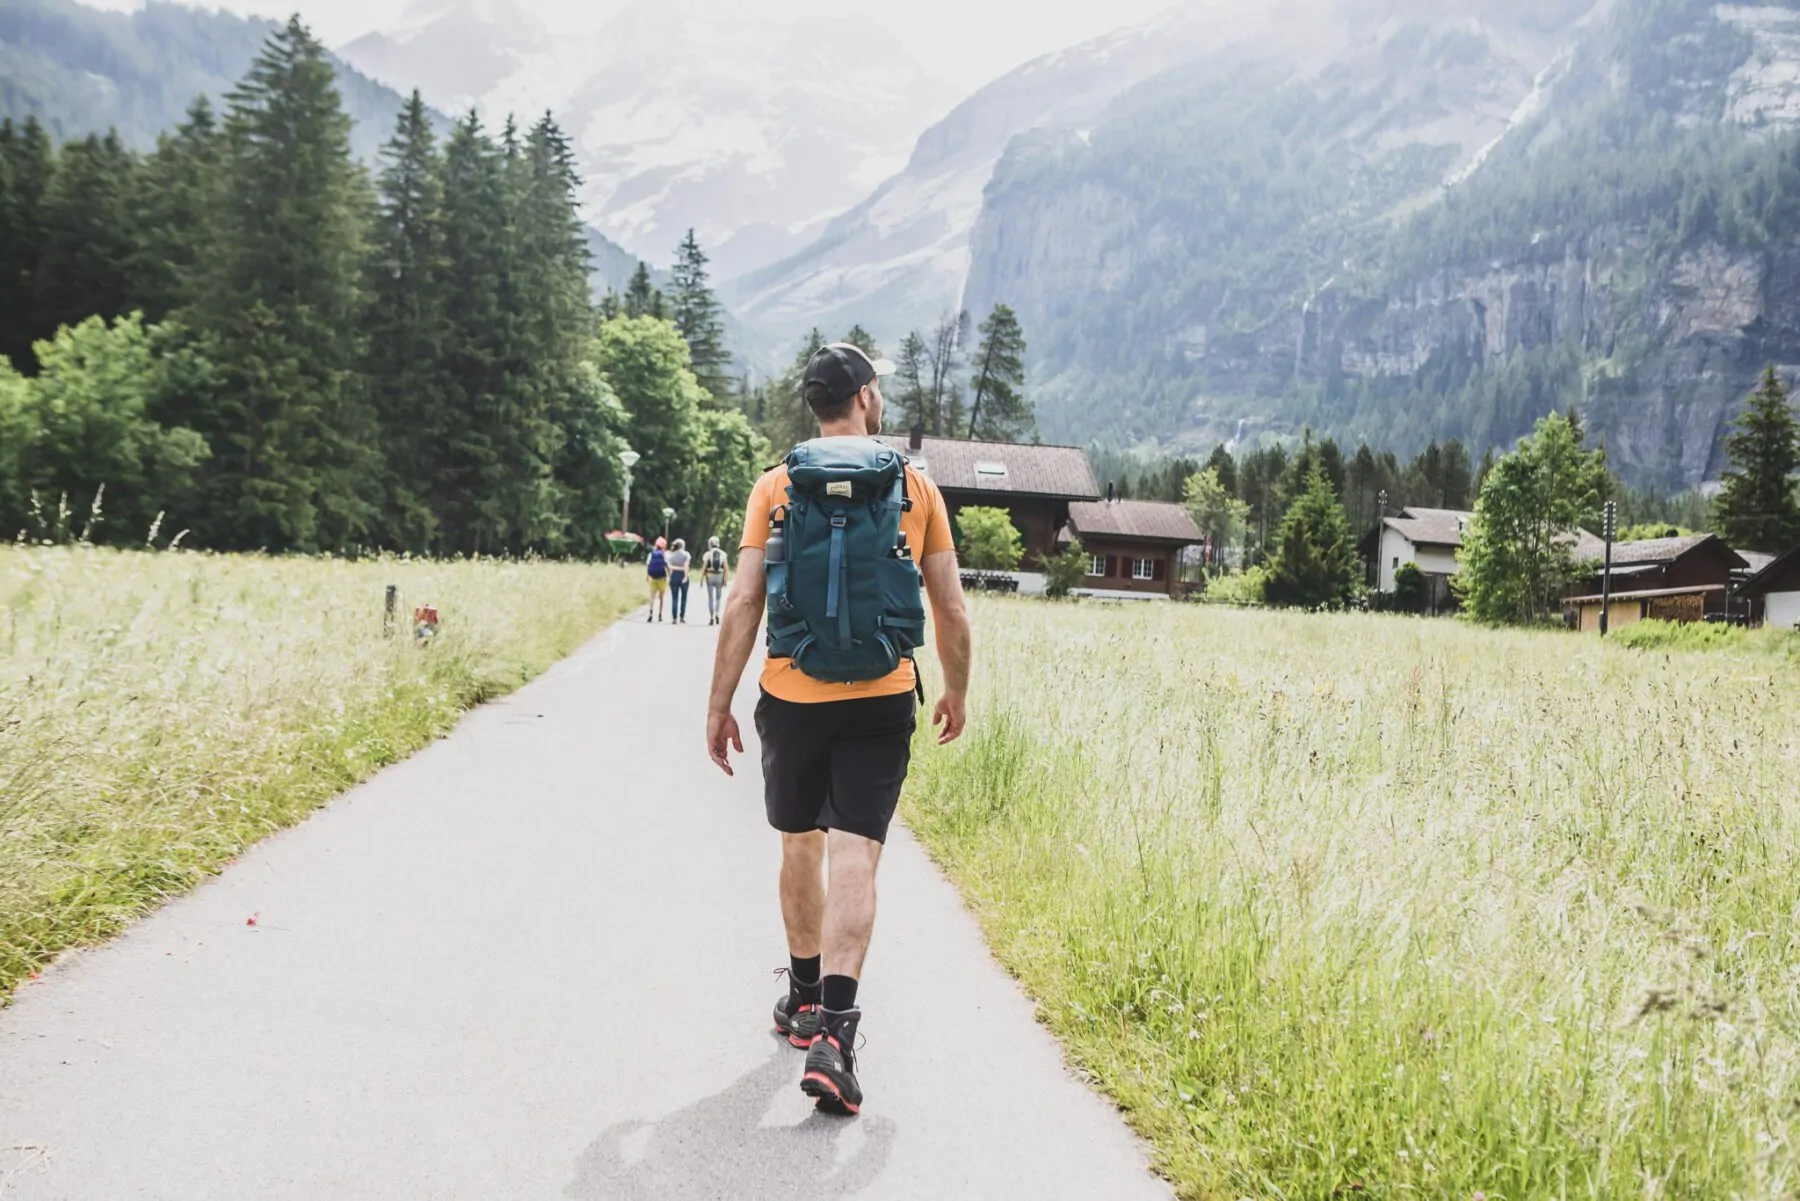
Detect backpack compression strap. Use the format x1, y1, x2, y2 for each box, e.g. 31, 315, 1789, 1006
825, 513, 850, 645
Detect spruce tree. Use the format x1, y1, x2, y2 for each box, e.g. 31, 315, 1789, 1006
365, 91, 452, 553
841, 325, 880, 359
34, 131, 140, 350
436, 111, 511, 554
1206, 443, 1238, 496
669, 229, 731, 403
624, 261, 666, 320
1714, 367, 1800, 553
965, 304, 1030, 441
0, 118, 55, 372
134, 98, 219, 322
1265, 465, 1358, 608
190, 17, 376, 552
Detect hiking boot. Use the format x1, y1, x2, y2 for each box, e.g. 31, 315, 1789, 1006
801, 1008, 862, 1115
772, 969, 821, 1048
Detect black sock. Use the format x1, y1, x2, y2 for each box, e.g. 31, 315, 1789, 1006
790, 955, 821, 1000
821, 974, 858, 1013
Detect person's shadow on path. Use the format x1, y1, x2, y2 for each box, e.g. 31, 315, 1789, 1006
565, 1046, 897, 1200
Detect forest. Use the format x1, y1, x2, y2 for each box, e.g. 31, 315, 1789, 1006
0, 17, 766, 557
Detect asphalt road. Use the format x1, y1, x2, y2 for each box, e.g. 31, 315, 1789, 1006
0, 609, 1172, 1200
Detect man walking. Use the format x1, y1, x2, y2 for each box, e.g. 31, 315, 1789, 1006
707, 342, 972, 1117
702, 536, 729, 625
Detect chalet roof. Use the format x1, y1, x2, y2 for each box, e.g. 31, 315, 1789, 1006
1565, 584, 1728, 604
1737, 545, 1800, 598
1382, 507, 1474, 549
1066, 499, 1203, 543
874, 435, 1099, 500
1574, 533, 1748, 570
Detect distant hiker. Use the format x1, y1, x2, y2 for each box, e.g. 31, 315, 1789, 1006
646, 537, 669, 622
702, 537, 729, 625
707, 342, 972, 1117
667, 538, 692, 624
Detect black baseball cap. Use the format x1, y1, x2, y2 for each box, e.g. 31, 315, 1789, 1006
803, 342, 896, 408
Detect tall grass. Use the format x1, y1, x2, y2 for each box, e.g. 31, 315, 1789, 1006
0, 547, 640, 998
908, 599, 1800, 1200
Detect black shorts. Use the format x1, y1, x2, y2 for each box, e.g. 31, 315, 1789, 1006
754, 690, 917, 844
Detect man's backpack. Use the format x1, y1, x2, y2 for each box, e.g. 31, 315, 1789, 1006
764, 438, 925, 684
647, 548, 667, 578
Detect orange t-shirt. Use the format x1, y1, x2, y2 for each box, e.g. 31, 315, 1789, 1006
741, 459, 954, 703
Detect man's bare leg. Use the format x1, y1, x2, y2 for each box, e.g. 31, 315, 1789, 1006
779, 830, 826, 958
821, 829, 882, 981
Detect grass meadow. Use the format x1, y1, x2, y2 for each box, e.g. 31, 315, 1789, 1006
908, 599, 1800, 1200
0, 546, 640, 999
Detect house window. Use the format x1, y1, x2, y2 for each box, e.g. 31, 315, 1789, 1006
1393, 556, 1400, 571
1132, 557, 1155, 581
1087, 554, 1106, 577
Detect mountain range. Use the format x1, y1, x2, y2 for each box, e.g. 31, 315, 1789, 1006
337, 0, 957, 281
737, 0, 1800, 488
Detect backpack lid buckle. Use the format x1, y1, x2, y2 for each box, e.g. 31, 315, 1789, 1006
829, 514, 848, 528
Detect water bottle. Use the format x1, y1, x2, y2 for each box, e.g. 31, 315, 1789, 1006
764, 518, 785, 567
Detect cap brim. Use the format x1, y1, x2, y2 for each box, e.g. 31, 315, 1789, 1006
870, 358, 896, 378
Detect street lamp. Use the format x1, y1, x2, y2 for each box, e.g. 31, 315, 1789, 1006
662, 506, 676, 542
1375, 488, 1389, 589
619, 448, 640, 535
1600, 500, 1618, 637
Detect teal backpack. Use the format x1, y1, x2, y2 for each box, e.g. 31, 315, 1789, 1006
764, 438, 927, 686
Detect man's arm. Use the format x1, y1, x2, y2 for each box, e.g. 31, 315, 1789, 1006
919, 549, 971, 745
706, 546, 766, 774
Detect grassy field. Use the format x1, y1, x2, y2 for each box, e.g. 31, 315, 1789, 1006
907, 599, 1800, 1200
0, 547, 640, 999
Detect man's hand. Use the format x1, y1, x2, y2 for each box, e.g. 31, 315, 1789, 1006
708, 709, 743, 775
932, 692, 967, 745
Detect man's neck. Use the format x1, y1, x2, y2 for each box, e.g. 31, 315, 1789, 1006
816, 421, 871, 439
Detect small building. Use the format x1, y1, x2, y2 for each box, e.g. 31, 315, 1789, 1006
1565, 585, 1729, 632
1569, 534, 1749, 621
1736, 546, 1800, 629
1059, 499, 1204, 599
1366, 507, 1474, 613
877, 429, 1099, 562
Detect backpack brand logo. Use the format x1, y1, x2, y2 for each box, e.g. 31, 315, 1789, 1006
826, 481, 854, 497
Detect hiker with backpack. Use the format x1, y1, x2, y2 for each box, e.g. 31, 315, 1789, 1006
706, 342, 973, 1118
646, 537, 670, 623
667, 538, 693, 624
702, 537, 729, 626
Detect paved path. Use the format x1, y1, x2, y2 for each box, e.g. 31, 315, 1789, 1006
0, 611, 1171, 1200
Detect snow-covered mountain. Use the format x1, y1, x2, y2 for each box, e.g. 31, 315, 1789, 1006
718, 0, 1329, 347
339, 0, 957, 281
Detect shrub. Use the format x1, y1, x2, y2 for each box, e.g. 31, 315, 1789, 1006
1200, 565, 1268, 605
1038, 540, 1088, 599
1392, 561, 1429, 614
957, 506, 1023, 571
1612, 619, 1745, 652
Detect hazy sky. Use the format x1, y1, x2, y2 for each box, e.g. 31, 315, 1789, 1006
81, 0, 1181, 91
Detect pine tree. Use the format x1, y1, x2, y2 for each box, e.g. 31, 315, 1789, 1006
1713, 367, 1800, 553
893, 330, 931, 434
760, 328, 825, 454
669, 229, 731, 403
364, 91, 452, 553
34, 131, 140, 350
841, 325, 880, 359
190, 17, 376, 551
1205, 443, 1238, 495
0, 118, 55, 372
624, 261, 665, 320
133, 98, 218, 321
965, 304, 1030, 441
1265, 465, 1358, 608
